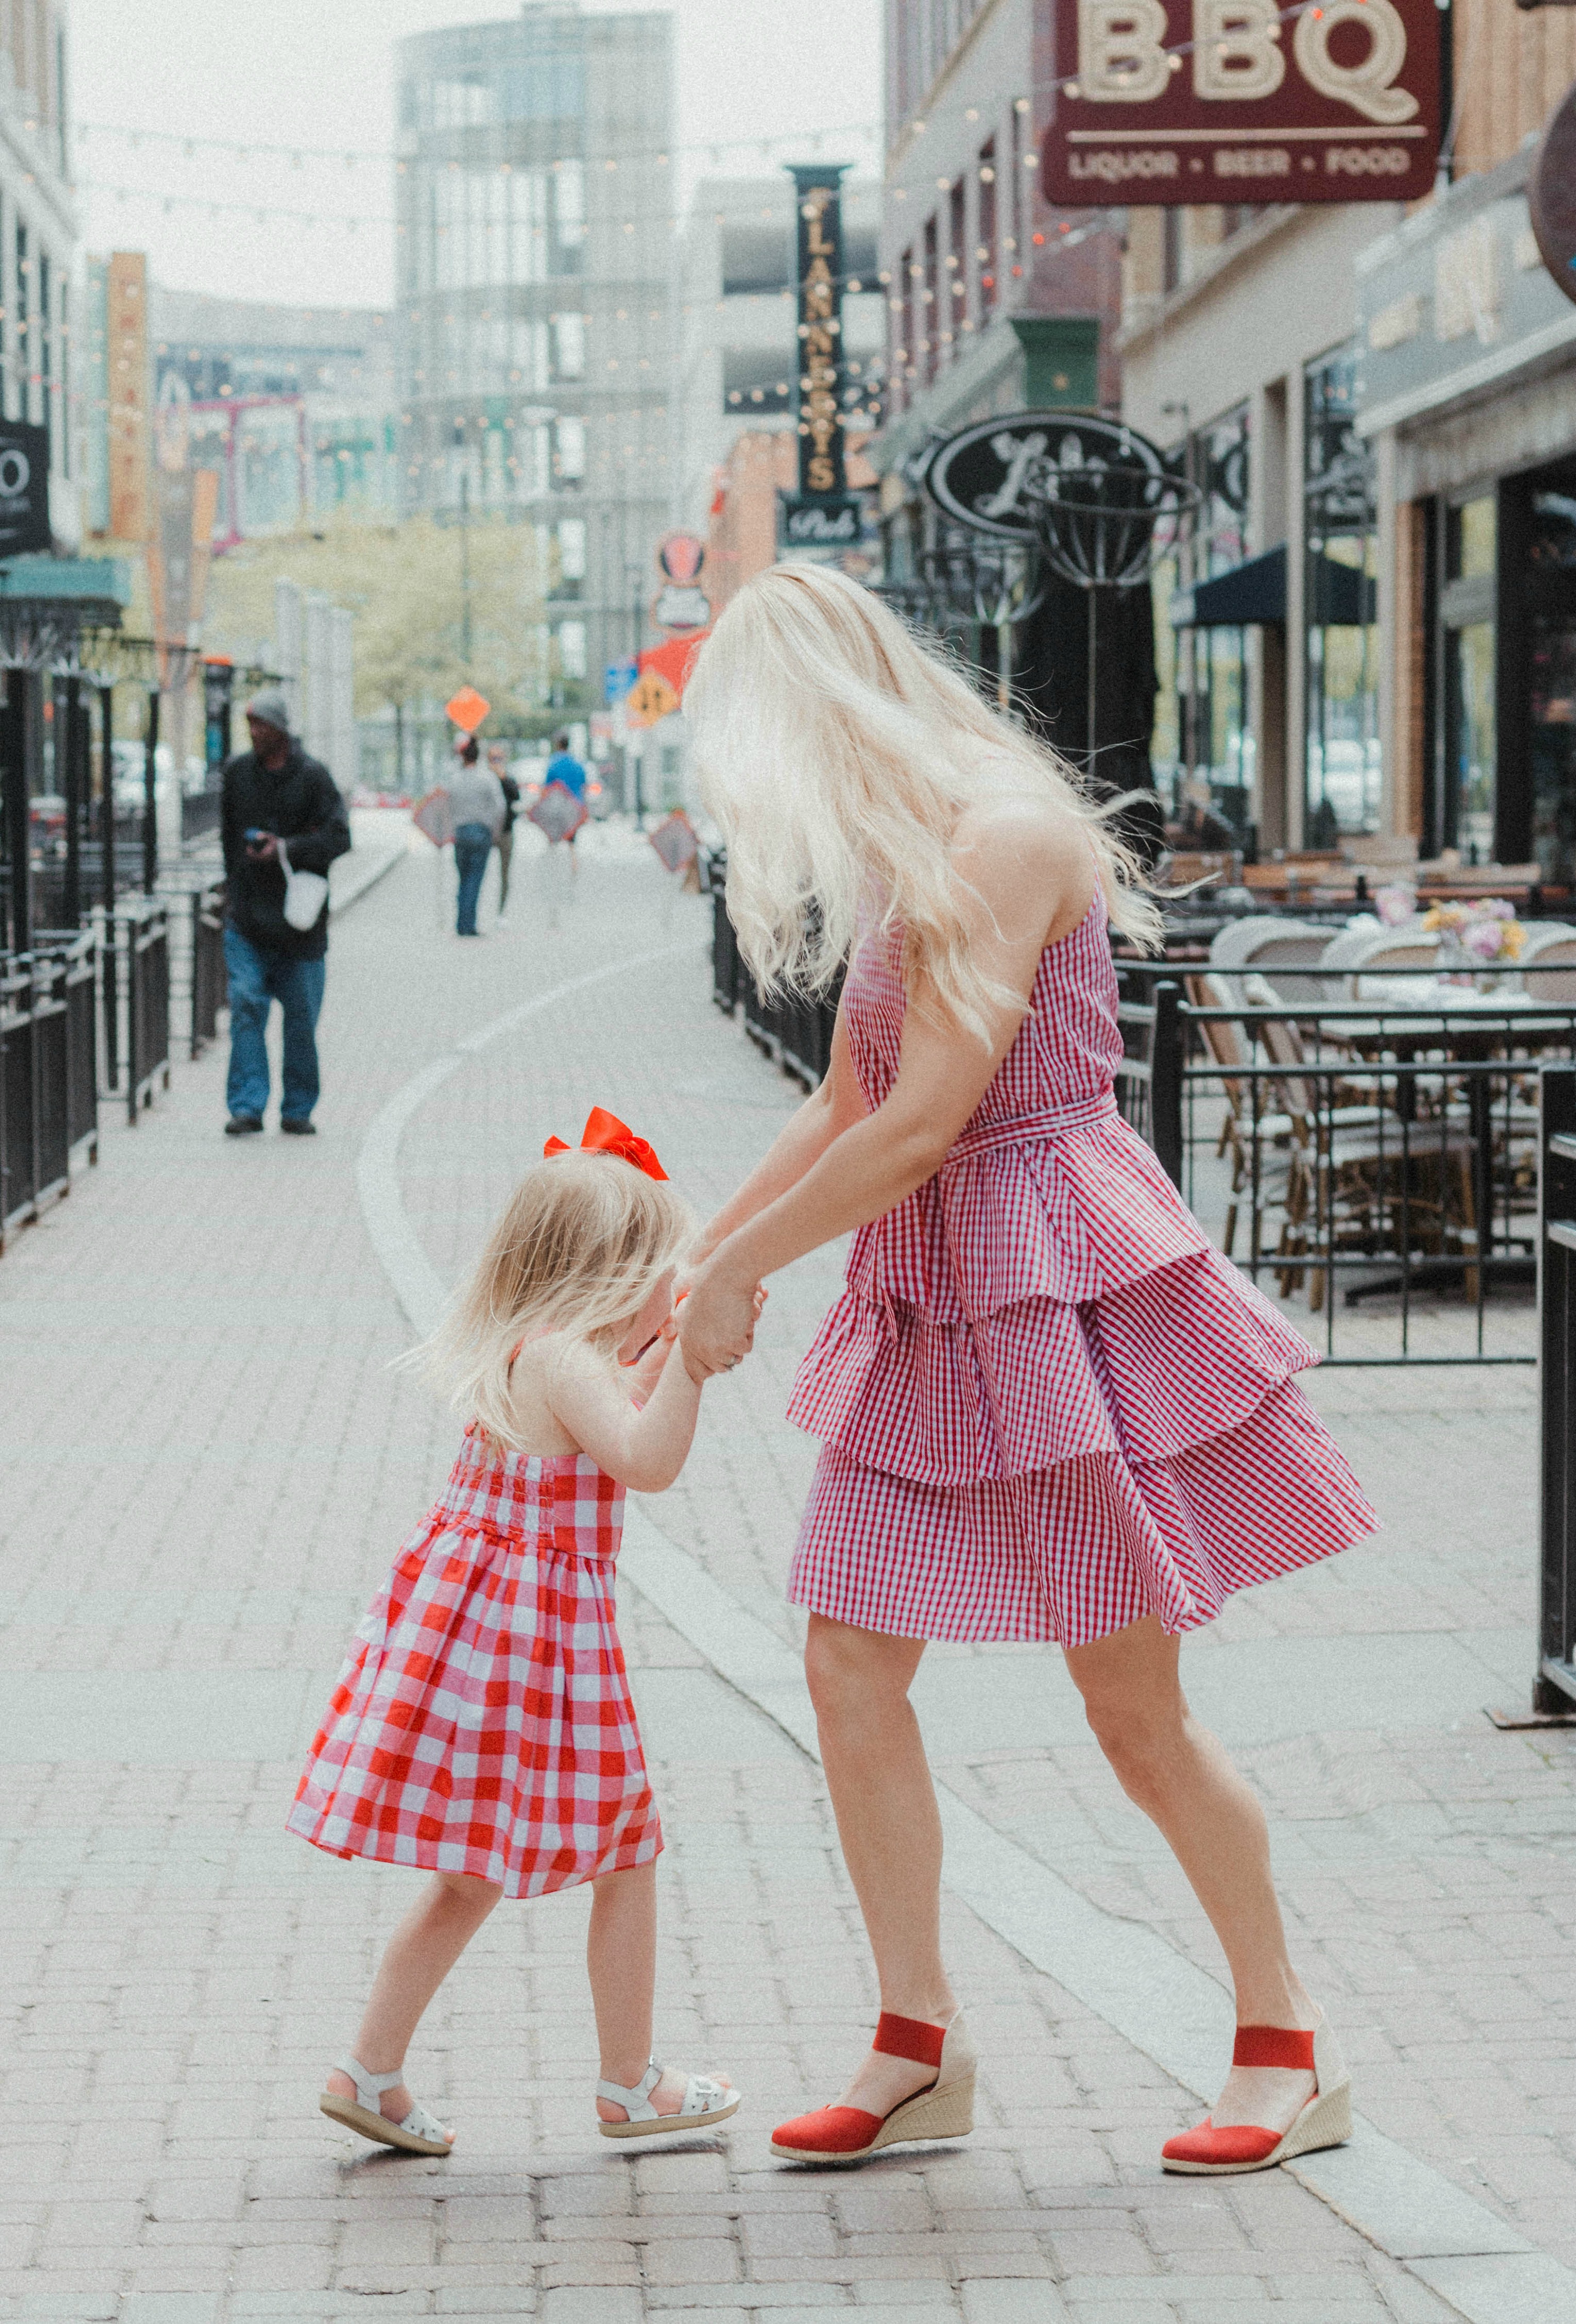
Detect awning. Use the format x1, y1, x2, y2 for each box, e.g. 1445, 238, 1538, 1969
1169, 541, 1376, 629
1170, 544, 1285, 628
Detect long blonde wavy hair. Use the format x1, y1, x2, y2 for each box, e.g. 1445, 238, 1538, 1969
414, 1150, 693, 1449
686, 561, 1162, 1039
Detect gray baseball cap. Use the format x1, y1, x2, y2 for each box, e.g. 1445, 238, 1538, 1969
246, 688, 292, 734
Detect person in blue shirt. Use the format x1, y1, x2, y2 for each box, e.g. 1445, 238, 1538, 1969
545, 730, 588, 799
544, 730, 589, 877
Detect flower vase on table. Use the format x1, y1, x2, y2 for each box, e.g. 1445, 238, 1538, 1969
1421, 898, 1527, 992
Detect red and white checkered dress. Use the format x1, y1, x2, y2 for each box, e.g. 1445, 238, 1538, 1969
786, 892, 1377, 1648
287, 1432, 659, 1896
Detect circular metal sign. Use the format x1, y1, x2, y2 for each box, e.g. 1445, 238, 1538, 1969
1530, 80, 1576, 310
924, 410, 1169, 542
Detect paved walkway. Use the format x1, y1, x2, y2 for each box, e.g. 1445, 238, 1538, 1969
1, 821, 1572, 2323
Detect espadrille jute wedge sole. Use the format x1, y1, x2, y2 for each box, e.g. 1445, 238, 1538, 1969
1162, 2015, 1352, 2176
770, 2008, 975, 2165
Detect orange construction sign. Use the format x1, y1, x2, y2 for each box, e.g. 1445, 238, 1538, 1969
626, 670, 680, 729
445, 685, 491, 733
636, 630, 710, 701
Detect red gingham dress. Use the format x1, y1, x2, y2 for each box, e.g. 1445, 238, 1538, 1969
786, 892, 1377, 1647
287, 1432, 659, 1896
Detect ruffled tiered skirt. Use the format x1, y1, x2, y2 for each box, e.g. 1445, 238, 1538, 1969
786, 1109, 1376, 1647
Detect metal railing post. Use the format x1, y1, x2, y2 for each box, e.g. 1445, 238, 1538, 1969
98, 682, 116, 913
142, 688, 159, 897
1150, 979, 1184, 1189
1538, 1063, 1576, 1715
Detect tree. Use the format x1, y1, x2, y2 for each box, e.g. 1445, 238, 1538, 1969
202, 511, 548, 741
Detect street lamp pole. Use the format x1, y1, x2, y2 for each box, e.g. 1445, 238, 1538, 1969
459, 463, 473, 669
629, 563, 645, 830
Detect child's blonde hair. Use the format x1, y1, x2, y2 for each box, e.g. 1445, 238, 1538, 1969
685, 560, 1164, 1042
417, 1150, 693, 1448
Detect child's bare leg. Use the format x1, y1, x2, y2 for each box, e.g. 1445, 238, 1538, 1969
326, 1872, 502, 2135
589, 1862, 732, 2122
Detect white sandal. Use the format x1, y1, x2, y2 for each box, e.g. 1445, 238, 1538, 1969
320, 2056, 455, 2157
596, 2059, 741, 2141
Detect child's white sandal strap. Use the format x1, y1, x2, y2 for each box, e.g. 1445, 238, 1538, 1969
681, 2073, 732, 2117
336, 2056, 406, 2110
596, 2060, 664, 2121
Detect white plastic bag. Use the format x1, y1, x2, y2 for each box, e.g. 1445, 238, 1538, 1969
277, 840, 331, 933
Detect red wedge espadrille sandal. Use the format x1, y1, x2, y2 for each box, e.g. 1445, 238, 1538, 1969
770, 2010, 976, 2165
1162, 2016, 1352, 2174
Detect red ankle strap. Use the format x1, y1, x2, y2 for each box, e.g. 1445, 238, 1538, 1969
872, 2012, 946, 2068
1232, 2025, 1316, 2071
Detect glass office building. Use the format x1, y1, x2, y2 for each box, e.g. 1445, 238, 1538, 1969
396, 5, 675, 711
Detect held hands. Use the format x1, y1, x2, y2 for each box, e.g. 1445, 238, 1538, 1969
677, 1266, 768, 1383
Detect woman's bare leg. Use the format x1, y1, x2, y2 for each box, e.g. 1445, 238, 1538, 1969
325, 1871, 503, 2138
804, 1613, 957, 2117
1064, 1615, 1318, 2132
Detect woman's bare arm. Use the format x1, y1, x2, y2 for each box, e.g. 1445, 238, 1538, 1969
688, 1000, 868, 1265
680, 807, 1094, 1376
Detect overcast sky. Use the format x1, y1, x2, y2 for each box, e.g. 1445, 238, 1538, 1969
67, 0, 883, 311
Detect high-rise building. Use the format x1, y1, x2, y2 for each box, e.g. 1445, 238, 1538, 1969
0, 3, 79, 546
395, 3, 675, 716
146, 288, 400, 544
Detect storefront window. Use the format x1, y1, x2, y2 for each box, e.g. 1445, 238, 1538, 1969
1304, 346, 1378, 846
1530, 488, 1576, 883
1447, 622, 1496, 863
1438, 491, 1498, 862
1176, 405, 1251, 835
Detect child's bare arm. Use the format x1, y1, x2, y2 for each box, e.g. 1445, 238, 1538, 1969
546, 1336, 702, 1492
623, 1323, 677, 1405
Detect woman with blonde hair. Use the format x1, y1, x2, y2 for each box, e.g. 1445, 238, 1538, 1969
679, 562, 1374, 2175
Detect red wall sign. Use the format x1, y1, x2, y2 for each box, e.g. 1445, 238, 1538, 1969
1040, 0, 1442, 206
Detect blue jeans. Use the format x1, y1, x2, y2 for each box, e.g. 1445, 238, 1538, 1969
454, 822, 492, 934
224, 926, 327, 1123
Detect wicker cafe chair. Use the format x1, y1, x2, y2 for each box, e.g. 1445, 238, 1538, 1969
1184, 974, 1302, 1275
1317, 923, 1442, 991
1208, 917, 1336, 1004
1516, 923, 1576, 1004
1228, 975, 1477, 1309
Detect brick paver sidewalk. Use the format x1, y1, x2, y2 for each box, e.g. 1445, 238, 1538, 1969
0, 822, 1569, 2322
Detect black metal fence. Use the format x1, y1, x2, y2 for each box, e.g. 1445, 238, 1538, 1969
706, 853, 841, 1091
101, 899, 172, 1124
1116, 960, 1573, 1364
1539, 1066, 1576, 1714
0, 931, 99, 1249
189, 882, 227, 1055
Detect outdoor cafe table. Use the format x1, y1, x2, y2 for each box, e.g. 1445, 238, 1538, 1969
1321, 980, 1576, 1284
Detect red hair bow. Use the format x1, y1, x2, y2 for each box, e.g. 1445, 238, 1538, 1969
544, 1105, 668, 1182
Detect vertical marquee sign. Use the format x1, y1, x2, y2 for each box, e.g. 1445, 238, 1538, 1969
1040, 0, 1442, 206
780, 162, 861, 549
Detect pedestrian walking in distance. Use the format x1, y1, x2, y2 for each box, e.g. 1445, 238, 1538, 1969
679, 564, 1375, 2174
289, 1111, 750, 2154
220, 689, 350, 1137
447, 734, 506, 936
493, 746, 521, 926
545, 725, 588, 876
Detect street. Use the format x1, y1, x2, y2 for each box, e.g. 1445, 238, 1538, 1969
2, 827, 1572, 2323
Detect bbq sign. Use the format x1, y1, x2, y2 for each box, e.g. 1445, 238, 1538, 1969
1041, 0, 1442, 206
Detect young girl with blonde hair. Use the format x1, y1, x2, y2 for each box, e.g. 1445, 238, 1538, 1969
678, 563, 1374, 2175
289, 1111, 749, 2154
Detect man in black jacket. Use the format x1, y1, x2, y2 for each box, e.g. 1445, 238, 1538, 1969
220, 690, 351, 1137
